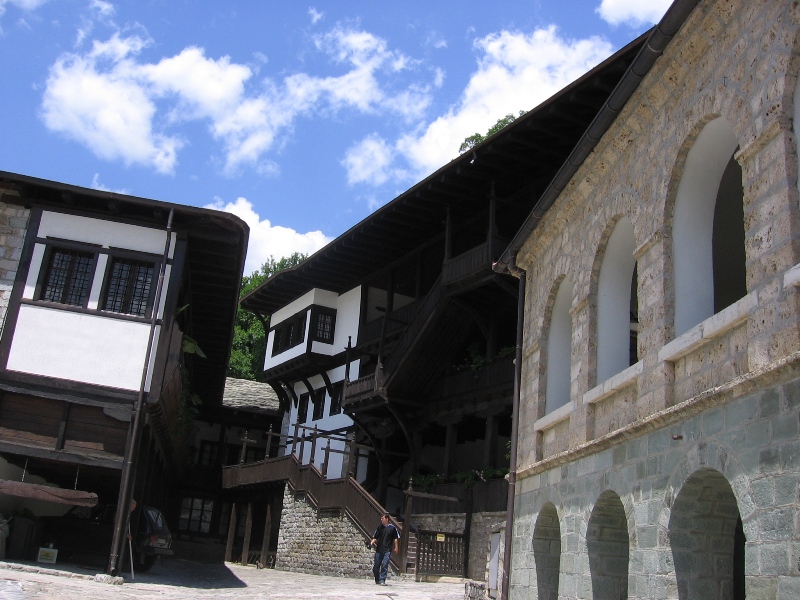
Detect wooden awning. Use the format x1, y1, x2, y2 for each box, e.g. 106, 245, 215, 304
0, 480, 98, 506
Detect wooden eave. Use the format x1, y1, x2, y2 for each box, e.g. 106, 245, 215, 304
0, 171, 249, 409
241, 31, 648, 316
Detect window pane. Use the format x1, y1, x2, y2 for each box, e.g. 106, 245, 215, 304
103, 258, 154, 317
41, 249, 94, 306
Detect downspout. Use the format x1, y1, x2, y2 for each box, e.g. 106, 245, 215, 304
108, 209, 174, 575
501, 253, 525, 600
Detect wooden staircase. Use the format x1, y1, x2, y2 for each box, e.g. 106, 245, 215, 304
222, 453, 403, 571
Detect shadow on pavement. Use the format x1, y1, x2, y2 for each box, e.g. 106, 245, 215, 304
125, 558, 247, 589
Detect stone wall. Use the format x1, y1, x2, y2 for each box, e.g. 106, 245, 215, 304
511, 370, 800, 599
0, 200, 29, 336
508, 0, 800, 597
412, 511, 505, 580
275, 486, 376, 579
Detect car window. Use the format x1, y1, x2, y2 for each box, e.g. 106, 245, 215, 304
146, 508, 165, 530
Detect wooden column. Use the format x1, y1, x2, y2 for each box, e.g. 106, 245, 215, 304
443, 423, 456, 477
260, 503, 272, 567
241, 502, 253, 565
224, 503, 237, 562
378, 438, 389, 507
483, 414, 498, 469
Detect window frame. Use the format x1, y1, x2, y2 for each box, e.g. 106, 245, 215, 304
178, 496, 215, 534
35, 242, 99, 309
311, 387, 326, 421
271, 310, 309, 356
99, 252, 158, 318
310, 307, 337, 343
329, 382, 343, 416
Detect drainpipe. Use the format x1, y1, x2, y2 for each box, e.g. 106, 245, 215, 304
108, 209, 174, 575
501, 253, 525, 600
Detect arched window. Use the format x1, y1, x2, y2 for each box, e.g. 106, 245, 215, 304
587, 491, 629, 600
533, 503, 561, 600
673, 117, 746, 336
596, 218, 637, 383
545, 278, 573, 414
670, 469, 745, 599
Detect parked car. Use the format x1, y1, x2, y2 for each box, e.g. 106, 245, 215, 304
41, 503, 173, 571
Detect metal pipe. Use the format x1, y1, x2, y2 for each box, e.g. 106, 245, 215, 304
107, 209, 174, 575
501, 253, 525, 600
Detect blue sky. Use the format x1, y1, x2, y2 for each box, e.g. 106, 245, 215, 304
0, 0, 670, 275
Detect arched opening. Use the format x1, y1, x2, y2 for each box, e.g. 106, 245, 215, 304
533, 503, 561, 600
673, 117, 745, 336
587, 490, 629, 599
670, 468, 745, 599
596, 217, 637, 383
545, 278, 573, 414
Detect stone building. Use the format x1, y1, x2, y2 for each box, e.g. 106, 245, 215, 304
492, 0, 800, 598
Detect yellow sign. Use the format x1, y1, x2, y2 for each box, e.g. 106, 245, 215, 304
436, 533, 445, 542
37, 547, 58, 564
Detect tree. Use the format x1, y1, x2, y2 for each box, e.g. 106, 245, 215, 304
227, 253, 307, 380
459, 110, 528, 154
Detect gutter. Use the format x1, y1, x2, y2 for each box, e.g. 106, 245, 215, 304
500, 254, 525, 600
493, 0, 700, 274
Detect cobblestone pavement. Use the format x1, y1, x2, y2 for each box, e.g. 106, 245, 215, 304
0, 559, 467, 600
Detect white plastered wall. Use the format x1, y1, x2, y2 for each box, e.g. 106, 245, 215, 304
546, 278, 573, 413
673, 117, 739, 336
596, 218, 636, 383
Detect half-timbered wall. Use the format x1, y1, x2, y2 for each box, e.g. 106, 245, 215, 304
4, 210, 173, 391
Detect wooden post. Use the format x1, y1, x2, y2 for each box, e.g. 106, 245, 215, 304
298, 429, 306, 463
241, 502, 253, 565
347, 433, 356, 477
266, 424, 274, 459
224, 503, 237, 562
463, 485, 473, 578
322, 440, 330, 479
292, 421, 300, 456
309, 425, 318, 466
260, 503, 272, 568
401, 477, 414, 575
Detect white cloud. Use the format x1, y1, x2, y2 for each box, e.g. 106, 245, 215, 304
90, 173, 129, 194
41, 34, 184, 174
596, 0, 671, 27
0, 0, 47, 32
308, 7, 323, 24
394, 26, 613, 178
342, 134, 403, 186
205, 197, 331, 275
41, 20, 435, 177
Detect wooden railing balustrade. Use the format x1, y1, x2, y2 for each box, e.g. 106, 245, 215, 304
221, 431, 403, 571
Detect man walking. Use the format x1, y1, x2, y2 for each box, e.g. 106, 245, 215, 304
370, 512, 399, 585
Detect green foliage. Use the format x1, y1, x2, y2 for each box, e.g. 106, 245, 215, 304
459, 110, 528, 153
227, 253, 307, 380
410, 467, 509, 492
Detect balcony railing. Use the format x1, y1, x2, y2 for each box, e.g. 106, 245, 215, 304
442, 236, 507, 287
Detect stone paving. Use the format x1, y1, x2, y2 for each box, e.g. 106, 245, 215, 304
0, 559, 467, 600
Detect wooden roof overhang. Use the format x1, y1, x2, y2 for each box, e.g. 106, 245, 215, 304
0, 171, 249, 409
240, 32, 649, 316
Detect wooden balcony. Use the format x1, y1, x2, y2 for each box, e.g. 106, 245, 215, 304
343, 366, 385, 408
442, 236, 506, 288
431, 358, 515, 400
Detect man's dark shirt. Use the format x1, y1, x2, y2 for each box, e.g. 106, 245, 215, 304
372, 523, 400, 553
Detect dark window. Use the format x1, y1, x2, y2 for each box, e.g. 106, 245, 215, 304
198, 440, 218, 466
312, 308, 336, 343
312, 388, 326, 421
39, 248, 95, 307
102, 257, 155, 317
329, 382, 343, 416
272, 312, 308, 355
179, 496, 214, 534
297, 393, 309, 424
244, 446, 266, 463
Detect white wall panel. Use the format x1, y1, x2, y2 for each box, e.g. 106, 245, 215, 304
7, 305, 155, 390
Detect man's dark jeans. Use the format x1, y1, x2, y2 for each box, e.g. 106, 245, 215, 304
373, 550, 391, 584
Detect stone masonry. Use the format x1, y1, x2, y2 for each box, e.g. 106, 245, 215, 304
275, 486, 377, 579
509, 0, 800, 598
0, 198, 29, 336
